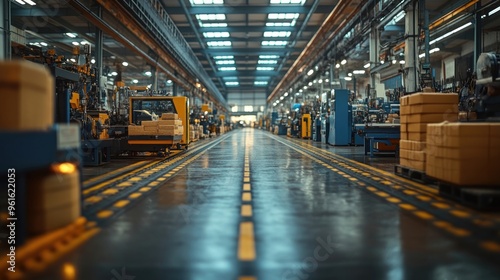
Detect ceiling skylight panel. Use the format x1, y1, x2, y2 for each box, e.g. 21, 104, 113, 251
259, 55, 280, 59
263, 31, 291, 38
219, 67, 236, 71
190, 0, 224, 5
214, 55, 234, 59
215, 60, 235, 65
258, 60, 278, 64
256, 67, 274, 71
207, 41, 232, 47
196, 14, 226, 21
203, 32, 230, 38
262, 41, 288, 46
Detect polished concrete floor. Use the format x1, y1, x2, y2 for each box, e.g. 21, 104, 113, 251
40, 128, 500, 280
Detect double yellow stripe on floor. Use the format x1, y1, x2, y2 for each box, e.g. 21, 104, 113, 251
238, 133, 257, 280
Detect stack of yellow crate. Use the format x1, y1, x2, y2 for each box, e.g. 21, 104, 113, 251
426, 122, 500, 186
399, 93, 458, 172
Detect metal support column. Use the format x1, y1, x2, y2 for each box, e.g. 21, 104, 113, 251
173, 82, 178, 96
473, 2, 482, 71
151, 66, 158, 91
404, 2, 419, 93
369, 24, 379, 87
327, 63, 334, 113
1, 0, 11, 59
95, 5, 104, 109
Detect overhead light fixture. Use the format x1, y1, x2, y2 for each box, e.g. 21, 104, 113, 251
307, 69, 314, 76
132, 79, 139, 84
145, 71, 152, 76
308, 82, 312, 86
380, 60, 385, 64
90, 58, 96, 64
14, 0, 26, 5
262, 41, 288, 46
207, 41, 232, 47
167, 80, 172, 84
65, 33, 77, 38
219, 67, 236, 71
313, 80, 317, 83
340, 59, 347, 65
196, 14, 226, 21
344, 77, 352, 81
225, 81, 239, 86
489, 6, 500, 16
299, 89, 303, 93
303, 86, 307, 89
263, 31, 292, 38
280, 96, 284, 100
318, 79, 323, 83
364, 63, 370, 68
296, 92, 300, 95
348, 73, 352, 77
258, 60, 278, 64
216, 60, 235, 65
353, 70, 366, 74
394, 11, 405, 23
203, 32, 230, 38
23, 0, 36, 5
214, 55, 234, 59
259, 55, 280, 59
254, 81, 268, 86
325, 79, 329, 82
399, 60, 405, 64
40, 42, 47, 46
316, 95, 319, 99
80, 40, 89, 45
72, 42, 79, 46
284, 92, 289, 96
335, 63, 340, 68
122, 61, 129, 66
429, 22, 472, 45
392, 59, 397, 64
111, 71, 118, 76
256, 67, 274, 71
70, 58, 76, 63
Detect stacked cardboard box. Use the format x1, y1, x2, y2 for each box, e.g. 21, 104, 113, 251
426, 122, 500, 186
27, 171, 80, 234
0, 60, 54, 131
128, 115, 184, 136
399, 93, 458, 171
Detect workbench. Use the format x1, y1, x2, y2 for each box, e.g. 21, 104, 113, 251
355, 123, 400, 157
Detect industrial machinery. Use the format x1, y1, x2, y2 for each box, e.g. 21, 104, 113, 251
301, 113, 311, 139
13, 43, 112, 166
474, 52, 500, 119
328, 89, 352, 145
112, 96, 189, 156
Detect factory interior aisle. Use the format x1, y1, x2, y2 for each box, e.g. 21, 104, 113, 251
38, 129, 500, 280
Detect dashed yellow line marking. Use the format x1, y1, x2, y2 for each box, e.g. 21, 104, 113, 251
129, 193, 142, 199
432, 202, 450, 209
113, 200, 130, 208
399, 204, 417, 211
366, 186, 377, 192
238, 222, 256, 261
102, 188, 119, 195
157, 177, 167, 181
243, 184, 251, 191
473, 219, 494, 227
96, 210, 113, 219
148, 182, 160, 187
241, 205, 253, 217
117, 182, 133, 187
450, 210, 471, 218
238, 277, 257, 280
445, 226, 470, 237
403, 190, 418, 196
413, 211, 434, 220
85, 196, 102, 204
243, 177, 251, 183
481, 241, 500, 252
434, 220, 452, 229
386, 197, 401, 203
416, 195, 432, 202
242, 193, 252, 202
128, 177, 143, 182
83, 160, 149, 185
244, 172, 250, 177
374, 191, 390, 198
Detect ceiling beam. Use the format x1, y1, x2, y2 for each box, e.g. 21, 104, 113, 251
166, 5, 333, 15
213, 70, 283, 77
12, 7, 75, 17
184, 37, 310, 43
177, 25, 318, 33
195, 48, 302, 55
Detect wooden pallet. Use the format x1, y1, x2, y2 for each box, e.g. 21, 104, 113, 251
394, 164, 434, 184
438, 182, 500, 211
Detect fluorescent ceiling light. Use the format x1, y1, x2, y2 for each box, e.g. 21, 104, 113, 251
394, 11, 405, 23
70, 58, 76, 63
24, 0, 36, 5
203, 32, 230, 38
15, 0, 26, 5
111, 71, 118, 76
280, 96, 284, 100
270, 0, 306, 4
344, 77, 352, 81
214, 55, 234, 59
196, 14, 226, 21
353, 70, 366, 74
132, 79, 139, 84
72, 41, 79, 46
145, 71, 152, 76
254, 81, 268, 86
308, 82, 313, 86
259, 55, 279, 59
199, 22, 228, 27
80, 40, 89, 45
284, 92, 289, 96
335, 63, 340, 68
399, 60, 405, 64
207, 41, 232, 47
266, 22, 295, 27
263, 31, 291, 37
419, 53, 426, 58
166, 80, 172, 84
225, 81, 239, 86
430, 47, 440, 53
90, 58, 96, 64
224, 77, 238, 80
257, 67, 274, 71
258, 60, 278, 64
348, 73, 352, 77
215, 60, 235, 65
429, 22, 472, 45
307, 69, 314, 76
219, 67, 236, 71
40, 42, 47, 46
262, 40, 288, 46
65, 32, 77, 38
122, 61, 129, 66
489, 6, 500, 16
190, 0, 223, 5
268, 13, 299, 20
340, 59, 347, 65
364, 63, 370, 68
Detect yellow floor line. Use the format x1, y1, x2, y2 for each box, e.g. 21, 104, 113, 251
238, 222, 256, 261
83, 160, 149, 185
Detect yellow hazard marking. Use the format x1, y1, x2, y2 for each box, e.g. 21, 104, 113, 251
450, 210, 471, 218
102, 188, 119, 195
85, 196, 102, 204
96, 210, 113, 219
113, 200, 130, 208
238, 222, 256, 261
413, 211, 434, 220
432, 202, 450, 209
117, 182, 132, 187
399, 204, 417, 211
386, 197, 401, 203
129, 193, 142, 199
241, 205, 253, 217
480, 241, 500, 253
243, 184, 251, 191
242, 193, 252, 201
139, 187, 152, 192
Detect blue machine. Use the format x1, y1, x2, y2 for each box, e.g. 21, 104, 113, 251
328, 89, 352, 145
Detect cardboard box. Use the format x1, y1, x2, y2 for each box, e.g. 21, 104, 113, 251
161, 113, 178, 120
408, 123, 428, 133
407, 93, 458, 105
444, 123, 490, 137
400, 106, 410, 116
128, 125, 144, 135
159, 125, 175, 130
408, 113, 458, 123
158, 120, 176, 126
0, 60, 55, 131
27, 171, 80, 234
400, 158, 425, 171
409, 104, 458, 114
143, 126, 158, 132
142, 120, 158, 127
408, 132, 427, 141
400, 140, 426, 151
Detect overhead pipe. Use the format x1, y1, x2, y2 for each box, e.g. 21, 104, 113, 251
67, 0, 192, 92
268, 0, 364, 103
